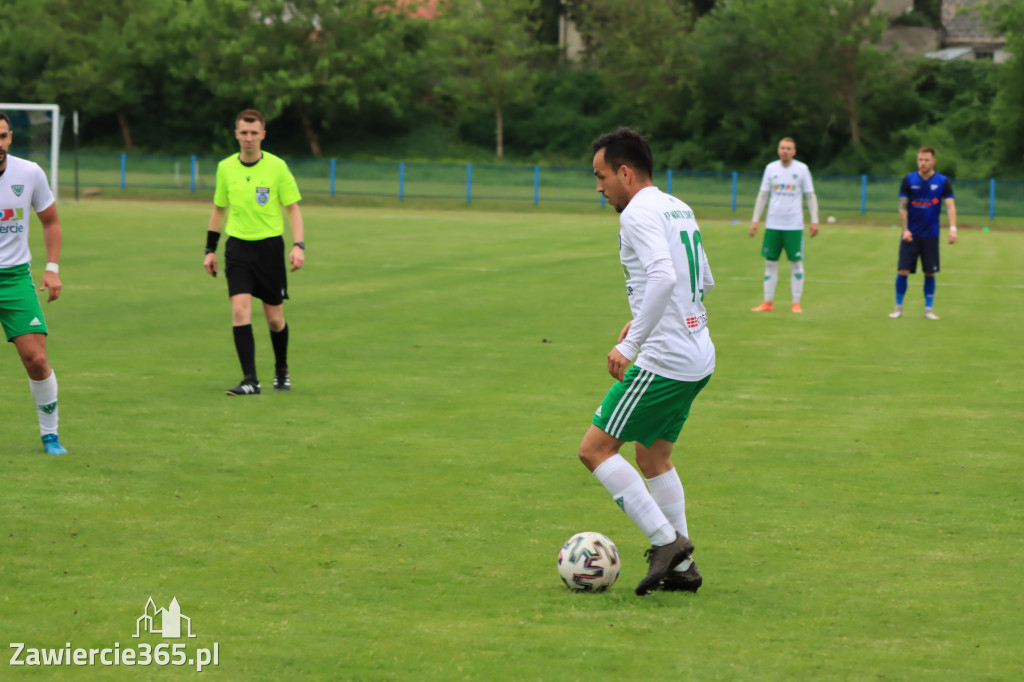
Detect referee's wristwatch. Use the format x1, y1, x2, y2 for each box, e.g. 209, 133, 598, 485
294, 241, 305, 250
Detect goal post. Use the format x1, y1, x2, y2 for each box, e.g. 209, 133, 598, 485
0, 103, 61, 199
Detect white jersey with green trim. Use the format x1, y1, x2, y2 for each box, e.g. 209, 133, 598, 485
760, 159, 814, 231
615, 186, 715, 382
0, 155, 55, 268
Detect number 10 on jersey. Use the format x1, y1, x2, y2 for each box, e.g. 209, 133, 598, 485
680, 230, 706, 302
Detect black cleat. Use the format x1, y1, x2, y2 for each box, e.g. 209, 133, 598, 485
274, 366, 291, 391
635, 533, 694, 596
226, 377, 261, 396
659, 558, 702, 593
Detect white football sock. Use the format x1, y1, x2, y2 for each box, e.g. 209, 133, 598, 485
29, 370, 59, 436
763, 260, 779, 302
646, 468, 688, 537
593, 454, 676, 546
647, 468, 693, 573
791, 260, 805, 304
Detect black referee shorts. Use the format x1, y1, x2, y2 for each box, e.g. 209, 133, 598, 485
225, 236, 289, 305
897, 236, 940, 275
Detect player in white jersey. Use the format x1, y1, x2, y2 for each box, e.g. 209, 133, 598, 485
579, 128, 715, 596
0, 112, 67, 455
749, 137, 819, 313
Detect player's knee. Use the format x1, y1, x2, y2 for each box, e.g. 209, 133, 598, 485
578, 442, 612, 472
21, 349, 50, 377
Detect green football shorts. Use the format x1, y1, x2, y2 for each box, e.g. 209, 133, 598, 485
592, 366, 711, 448
761, 228, 804, 261
0, 264, 48, 341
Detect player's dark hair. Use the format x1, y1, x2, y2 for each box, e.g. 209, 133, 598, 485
0, 112, 10, 128
591, 128, 653, 179
918, 145, 936, 157
236, 109, 265, 127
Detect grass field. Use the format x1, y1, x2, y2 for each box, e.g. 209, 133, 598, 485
2, 199, 1022, 681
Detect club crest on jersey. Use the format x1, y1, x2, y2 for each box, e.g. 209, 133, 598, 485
12, 184, 24, 197
255, 187, 270, 206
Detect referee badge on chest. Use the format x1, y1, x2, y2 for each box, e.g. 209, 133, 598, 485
255, 187, 270, 206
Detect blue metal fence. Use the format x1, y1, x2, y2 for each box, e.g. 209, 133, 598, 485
62, 152, 1024, 220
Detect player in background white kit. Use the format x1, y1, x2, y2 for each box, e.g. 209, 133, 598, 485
579, 128, 715, 596
0, 112, 67, 455
749, 137, 819, 313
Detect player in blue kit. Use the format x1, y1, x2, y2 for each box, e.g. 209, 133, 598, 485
891, 146, 957, 320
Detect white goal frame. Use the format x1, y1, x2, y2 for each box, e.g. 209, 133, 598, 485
0, 103, 61, 198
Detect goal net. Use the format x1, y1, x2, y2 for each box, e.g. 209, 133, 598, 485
0, 103, 61, 198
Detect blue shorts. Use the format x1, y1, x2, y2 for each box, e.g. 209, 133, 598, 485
898, 237, 940, 274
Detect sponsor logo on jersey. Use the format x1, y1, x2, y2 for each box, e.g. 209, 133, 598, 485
255, 187, 270, 206
685, 312, 708, 332
12, 185, 24, 197
0, 207, 25, 221
663, 209, 694, 220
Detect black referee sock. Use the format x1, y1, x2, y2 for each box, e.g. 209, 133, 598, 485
233, 324, 257, 381
270, 324, 289, 371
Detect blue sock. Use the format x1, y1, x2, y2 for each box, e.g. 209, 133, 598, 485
895, 274, 908, 305
924, 276, 936, 308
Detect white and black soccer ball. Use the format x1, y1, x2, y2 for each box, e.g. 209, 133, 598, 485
557, 531, 620, 592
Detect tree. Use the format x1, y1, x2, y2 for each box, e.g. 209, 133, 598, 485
683, 0, 891, 169
982, 0, 1024, 170
178, 0, 430, 157
432, 0, 551, 159
566, 0, 698, 136
0, 0, 179, 150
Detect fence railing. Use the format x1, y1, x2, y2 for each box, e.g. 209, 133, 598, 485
53, 152, 1024, 220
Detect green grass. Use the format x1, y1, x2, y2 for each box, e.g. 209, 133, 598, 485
2, 200, 1022, 680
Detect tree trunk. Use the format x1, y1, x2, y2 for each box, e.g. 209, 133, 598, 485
838, 44, 861, 147
295, 101, 322, 158
117, 107, 133, 150
495, 99, 504, 159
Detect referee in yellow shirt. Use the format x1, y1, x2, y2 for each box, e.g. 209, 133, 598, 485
203, 109, 305, 395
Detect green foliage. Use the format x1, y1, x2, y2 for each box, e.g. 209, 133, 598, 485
432, 0, 553, 159
0, 0, 184, 149
458, 66, 626, 162
0, 0, 1019, 177
175, 0, 432, 157
886, 59, 1000, 177
981, 0, 1024, 170
567, 0, 697, 134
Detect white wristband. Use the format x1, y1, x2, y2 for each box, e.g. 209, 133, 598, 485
45, 262, 59, 274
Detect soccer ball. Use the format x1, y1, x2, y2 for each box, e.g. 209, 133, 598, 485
557, 531, 620, 592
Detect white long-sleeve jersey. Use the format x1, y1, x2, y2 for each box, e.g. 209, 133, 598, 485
614, 186, 716, 382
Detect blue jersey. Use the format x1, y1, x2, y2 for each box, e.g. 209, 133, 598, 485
899, 171, 954, 238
